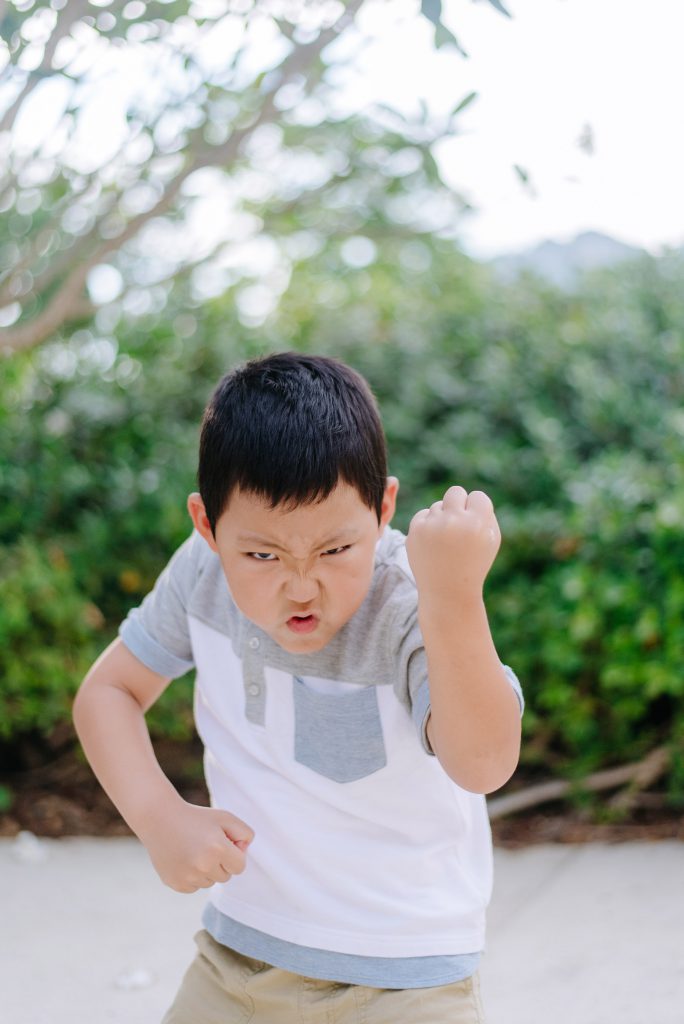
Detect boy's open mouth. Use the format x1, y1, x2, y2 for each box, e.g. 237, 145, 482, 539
286, 614, 318, 635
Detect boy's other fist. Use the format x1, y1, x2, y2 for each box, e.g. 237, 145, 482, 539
138, 798, 255, 894
406, 486, 501, 604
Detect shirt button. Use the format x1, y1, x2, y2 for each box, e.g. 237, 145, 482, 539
248, 637, 260, 650
248, 684, 261, 697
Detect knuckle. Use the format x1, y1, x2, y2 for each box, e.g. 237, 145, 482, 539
173, 881, 194, 894
231, 851, 248, 874
471, 489, 493, 508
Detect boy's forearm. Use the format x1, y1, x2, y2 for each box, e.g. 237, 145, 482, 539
419, 594, 521, 794
74, 679, 254, 893
73, 683, 182, 838
405, 486, 520, 793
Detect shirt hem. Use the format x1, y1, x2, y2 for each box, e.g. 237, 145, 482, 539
202, 904, 482, 989
207, 893, 486, 959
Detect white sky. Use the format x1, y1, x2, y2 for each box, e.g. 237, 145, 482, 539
9, 0, 684, 261
346, 0, 684, 257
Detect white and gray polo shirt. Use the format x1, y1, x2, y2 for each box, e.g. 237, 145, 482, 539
119, 526, 523, 989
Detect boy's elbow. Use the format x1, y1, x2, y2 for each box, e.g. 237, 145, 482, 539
72, 678, 95, 734
72, 663, 118, 732
432, 735, 521, 795
462, 760, 520, 796
440, 761, 519, 795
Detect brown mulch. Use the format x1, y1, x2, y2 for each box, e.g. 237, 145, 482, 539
0, 738, 210, 840
490, 810, 684, 848
2, 739, 683, 848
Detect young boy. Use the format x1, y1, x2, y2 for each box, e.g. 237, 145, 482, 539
73, 351, 523, 1024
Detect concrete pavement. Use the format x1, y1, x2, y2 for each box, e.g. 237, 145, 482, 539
1, 835, 683, 1023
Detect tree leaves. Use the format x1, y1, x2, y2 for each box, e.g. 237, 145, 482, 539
450, 90, 478, 118
484, 0, 512, 17
513, 163, 535, 196
434, 22, 468, 55
420, 0, 443, 26
420, 0, 467, 54
421, 0, 512, 23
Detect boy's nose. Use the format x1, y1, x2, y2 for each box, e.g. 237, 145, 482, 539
284, 572, 319, 604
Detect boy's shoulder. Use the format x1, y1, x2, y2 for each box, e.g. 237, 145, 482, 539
374, 526, 414, 585
153, 529, 241, 640
161, 528, 226, 598
117, 529, 227, 678
347, 526, 419, 646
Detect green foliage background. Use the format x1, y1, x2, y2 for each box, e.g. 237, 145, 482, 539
2, 242, 684, 801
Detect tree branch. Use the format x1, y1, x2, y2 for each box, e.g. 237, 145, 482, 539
487, 746, 671, 819
0, 0, 91, 134
0, 259, 91, 354
193, 0, 365, 169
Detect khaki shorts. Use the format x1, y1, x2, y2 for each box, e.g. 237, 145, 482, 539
162, 930, 486, 1024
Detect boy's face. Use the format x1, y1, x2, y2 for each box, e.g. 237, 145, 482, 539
188, 479, 398, 654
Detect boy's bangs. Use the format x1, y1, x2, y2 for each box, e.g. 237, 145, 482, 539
221, 402, 381, 512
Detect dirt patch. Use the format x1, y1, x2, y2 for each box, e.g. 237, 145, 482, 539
0, 738, 209, 839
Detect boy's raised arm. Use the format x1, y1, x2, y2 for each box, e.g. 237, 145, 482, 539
73, 638, 254, 892
406, 486, 521, 795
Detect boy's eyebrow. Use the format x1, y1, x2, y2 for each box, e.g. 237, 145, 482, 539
237, 530, 357, 549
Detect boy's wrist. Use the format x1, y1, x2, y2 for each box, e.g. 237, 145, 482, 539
417, 589, 486, 632
126, 783, 186, 841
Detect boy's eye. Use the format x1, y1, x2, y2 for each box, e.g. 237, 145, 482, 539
322, 545, 351, 556
249, 552, 277, 561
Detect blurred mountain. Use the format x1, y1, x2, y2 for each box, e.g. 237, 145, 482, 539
490, 231, 645, 289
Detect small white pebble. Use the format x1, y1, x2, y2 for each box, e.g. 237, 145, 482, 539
114, 968, 155, 991
12, 831, 48, 864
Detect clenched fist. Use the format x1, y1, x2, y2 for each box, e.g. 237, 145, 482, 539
406, 486, 501, 604
138, 798, 255, 894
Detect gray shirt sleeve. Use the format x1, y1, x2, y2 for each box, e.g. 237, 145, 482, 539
389, 593, 433, 750
118, 531, 203, 678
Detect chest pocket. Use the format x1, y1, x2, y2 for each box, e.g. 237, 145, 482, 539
292, 676, 387, 784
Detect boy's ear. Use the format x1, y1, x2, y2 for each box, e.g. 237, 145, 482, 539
187, 492, 219, 552
379, 476, 399, 530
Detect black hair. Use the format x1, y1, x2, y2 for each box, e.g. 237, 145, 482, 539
198, 352, 388, 534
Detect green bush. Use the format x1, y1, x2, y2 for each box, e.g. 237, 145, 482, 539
0, 539, 105, 737
0, 530, 195, 741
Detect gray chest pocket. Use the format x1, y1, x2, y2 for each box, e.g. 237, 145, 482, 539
292, 676, 387, 783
